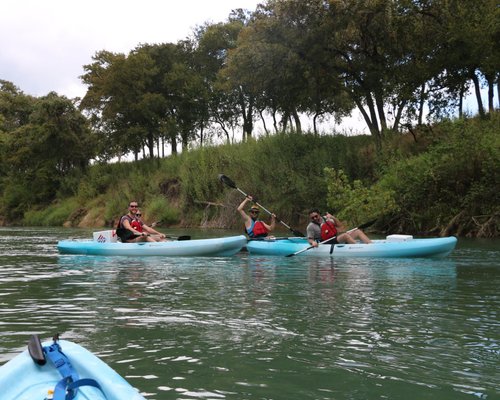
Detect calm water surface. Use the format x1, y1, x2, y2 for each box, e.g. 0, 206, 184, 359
0, 227, 499, 399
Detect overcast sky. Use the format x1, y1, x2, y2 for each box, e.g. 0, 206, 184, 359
1, 0, 261, 98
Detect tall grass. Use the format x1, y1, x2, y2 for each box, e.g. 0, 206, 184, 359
16, 115, 499, 237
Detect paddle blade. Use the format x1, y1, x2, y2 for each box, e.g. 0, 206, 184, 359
218, 174, 237, 189
358, 219, 377, 230
291, 229, 306, 237
177, 235, 191, 241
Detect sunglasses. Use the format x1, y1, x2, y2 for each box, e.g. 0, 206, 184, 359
129, 205, 139, 208
310, 214, 320, 219
136, 214, 142, 217
250, 210, 260, 213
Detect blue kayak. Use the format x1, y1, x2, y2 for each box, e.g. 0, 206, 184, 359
58, 235, 247, 256
0, 336, 145, 400
246, 235, 457, 258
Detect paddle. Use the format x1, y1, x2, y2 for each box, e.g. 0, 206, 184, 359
148, 234, 191, 241
285, 219, 377, 257
145, 220, 190, 240
172, 235, 191, 241
218, 174, 305, 237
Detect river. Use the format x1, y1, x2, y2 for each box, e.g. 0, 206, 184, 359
0, 227, 498, 399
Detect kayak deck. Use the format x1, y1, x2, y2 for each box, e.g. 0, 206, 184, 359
246, 236, 457, 258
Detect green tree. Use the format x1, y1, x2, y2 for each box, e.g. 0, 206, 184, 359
1, 92, 95, 217
194, 18, 246, 143
434, 0, 500, 117
80, 49, 162, 160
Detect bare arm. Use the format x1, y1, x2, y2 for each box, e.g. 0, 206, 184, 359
263, 214, 276, 231
142, 224, 165, 238
123, 218, 146, 236
306, 224, 319, 247
325, 212, 345, 232
237, 196, 253, 228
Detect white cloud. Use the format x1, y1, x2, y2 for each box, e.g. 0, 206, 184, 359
0, 0, 261, 97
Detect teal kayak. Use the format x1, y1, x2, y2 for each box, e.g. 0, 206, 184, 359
58, 235, 247, 256
246, 235, 458, 258
0, 336, 145, 400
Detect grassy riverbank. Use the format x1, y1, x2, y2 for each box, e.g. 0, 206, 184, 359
15, 114, 500, 237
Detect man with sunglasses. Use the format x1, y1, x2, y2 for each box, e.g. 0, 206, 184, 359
307, 209, 372, 247
237, 196, 276, 238
116, 202, 166, 242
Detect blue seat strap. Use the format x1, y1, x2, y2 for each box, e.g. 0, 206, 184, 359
44, 341, 107, 400
43, 342, 79, 384
53, 377, 107, 400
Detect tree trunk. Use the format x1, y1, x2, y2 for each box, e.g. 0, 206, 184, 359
272, 110, 279, 133
171, 136, 177, 155
471, 71, 485, 117
292, 109, 302, 133
486, 74, 494, 113
258, 108, 269, 135
458, 83, 465, 118
199, 124, 204, 147
147, 132, 155, 158
239, 93, 253, 141
281, 111, 289, 132
393, 100, 406, 132
375, 93, 388, 131
418, 83, 426, 125
353, 96, 381, 148
313, 113, 319, 135
365, 94, 380, 135
242, 102, 253, 140
497, 79, 500, 110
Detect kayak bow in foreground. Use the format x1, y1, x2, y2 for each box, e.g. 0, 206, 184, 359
0, 335, 145, 400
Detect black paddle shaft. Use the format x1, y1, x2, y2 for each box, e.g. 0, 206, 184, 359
218, 174, 305, 237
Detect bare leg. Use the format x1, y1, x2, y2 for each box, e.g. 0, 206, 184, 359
349, 229, 372, 244
337, 233, 356, 244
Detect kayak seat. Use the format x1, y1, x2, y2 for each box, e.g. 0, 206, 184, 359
28, 334, 46, 365
28, 334, 108, 400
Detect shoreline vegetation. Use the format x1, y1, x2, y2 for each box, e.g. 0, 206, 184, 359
4, 114, 499, 238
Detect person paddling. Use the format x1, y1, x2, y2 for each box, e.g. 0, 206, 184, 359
237, 196, 276, 238
306, 209, 372, 247
116, 201, 167, 242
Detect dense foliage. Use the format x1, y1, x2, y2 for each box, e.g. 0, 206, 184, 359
324, 115, 499, 236
4, 115, 497, 238
0, 81, 96, 220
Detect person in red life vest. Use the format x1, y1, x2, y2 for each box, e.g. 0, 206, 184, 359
237, 196, 276, 238
130, 209, 144, 233
306, 209, 372, 247
116, 201, 167, 242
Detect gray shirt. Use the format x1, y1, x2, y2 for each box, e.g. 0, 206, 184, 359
306, 222, 321, 241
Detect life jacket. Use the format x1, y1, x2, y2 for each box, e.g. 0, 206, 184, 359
116, 215, 136, 242
131, 219, 143, 232
320, 220, 337, 241
246, 219, 269, 238
117, 214, 134, 229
